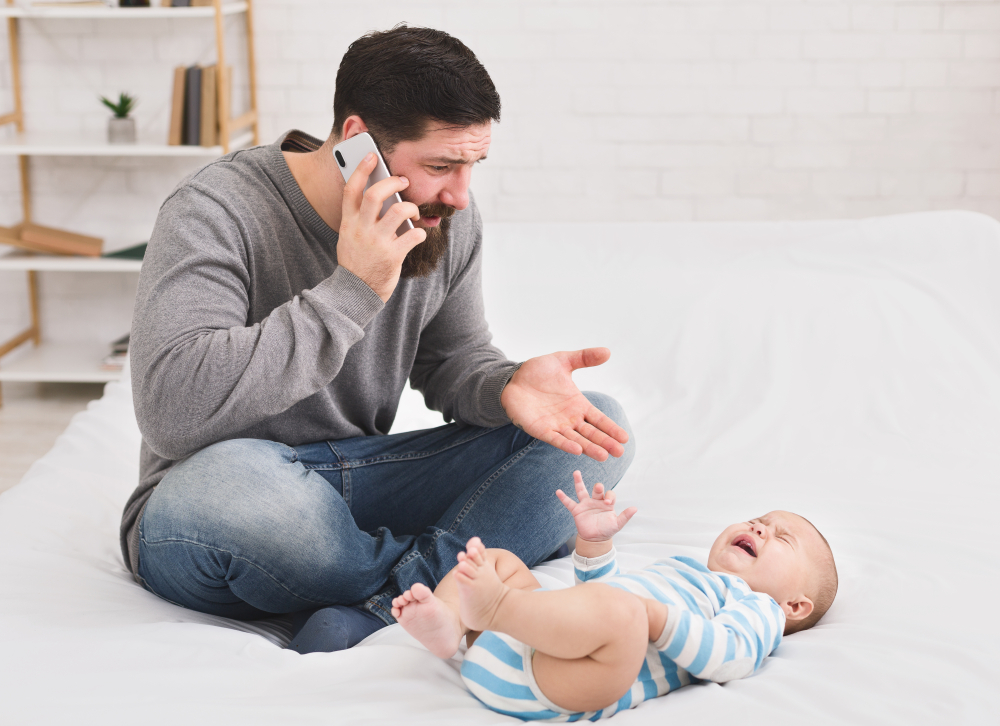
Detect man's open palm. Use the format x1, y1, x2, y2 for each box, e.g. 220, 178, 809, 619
500, 347, 629, 462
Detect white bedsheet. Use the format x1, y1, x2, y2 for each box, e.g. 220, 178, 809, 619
1, 211, 998, 725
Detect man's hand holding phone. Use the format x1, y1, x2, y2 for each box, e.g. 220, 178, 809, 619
337, 152, 425, 302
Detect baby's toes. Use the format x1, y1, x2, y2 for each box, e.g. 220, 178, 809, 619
411, 582, 433, 601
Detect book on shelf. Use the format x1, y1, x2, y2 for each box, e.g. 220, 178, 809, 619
28, 1, 111, 6
101, 242, 147, 260
101, 333, 130, 372
0, 222, 103, 257
169, 63, 225, 147
167, 65, 186, 146
100, 352, 128, 371
200, 64, 218, 147
183, 65, 202, 146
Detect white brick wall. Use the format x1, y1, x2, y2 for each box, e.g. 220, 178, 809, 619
3, 0, 1000, 349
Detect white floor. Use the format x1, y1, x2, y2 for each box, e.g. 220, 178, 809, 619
0, 381, 105, 494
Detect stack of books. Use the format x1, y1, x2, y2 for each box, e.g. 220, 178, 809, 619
101, 333, 130, 372
26, 1, 112, 7
168, 63, 227, 147
0, 223, 103, 257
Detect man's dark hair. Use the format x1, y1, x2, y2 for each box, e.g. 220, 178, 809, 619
332, 24, 501, 152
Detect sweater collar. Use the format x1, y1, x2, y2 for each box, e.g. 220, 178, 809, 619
269, 129, 340, 247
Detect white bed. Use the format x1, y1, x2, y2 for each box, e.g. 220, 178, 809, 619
1, 212, 998, 725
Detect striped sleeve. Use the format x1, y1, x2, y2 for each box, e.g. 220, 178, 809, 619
653, 589, 785, 683
571, 547, 621, 584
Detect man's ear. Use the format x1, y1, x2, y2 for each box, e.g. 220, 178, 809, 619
783, 595, 814, 623
340, 115, 369, 140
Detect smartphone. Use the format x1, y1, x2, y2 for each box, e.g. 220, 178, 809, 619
332, 132, 415, 236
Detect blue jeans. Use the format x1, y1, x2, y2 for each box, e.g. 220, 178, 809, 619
137, 392, 635, 624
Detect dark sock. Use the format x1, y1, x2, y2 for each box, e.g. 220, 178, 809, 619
285, 605, 387, 654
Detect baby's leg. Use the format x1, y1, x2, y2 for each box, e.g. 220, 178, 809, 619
456, 539, 657, 713
391, 543, 540, 658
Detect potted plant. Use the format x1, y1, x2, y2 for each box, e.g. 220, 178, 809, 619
100, 92, 137, 144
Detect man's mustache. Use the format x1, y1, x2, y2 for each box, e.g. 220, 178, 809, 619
417, 203, 456, 219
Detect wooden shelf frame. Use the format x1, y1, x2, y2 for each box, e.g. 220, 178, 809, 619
0, 2, 248, 19
0, 0, 258, 404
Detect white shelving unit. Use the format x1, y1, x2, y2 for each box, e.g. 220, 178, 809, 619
0, 2, 247, 19
0, 251, 142, 387
0, 129, 255, 157
0, 0, 258, 405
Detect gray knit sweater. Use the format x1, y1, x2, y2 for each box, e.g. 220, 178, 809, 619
120, 130, 519, 576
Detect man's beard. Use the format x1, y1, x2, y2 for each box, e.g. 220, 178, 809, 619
400, 202, 454, 279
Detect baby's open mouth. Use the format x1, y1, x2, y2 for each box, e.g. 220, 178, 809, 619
732, 534, 757, 558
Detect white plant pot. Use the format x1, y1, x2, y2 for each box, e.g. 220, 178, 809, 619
108, 116, 136, 144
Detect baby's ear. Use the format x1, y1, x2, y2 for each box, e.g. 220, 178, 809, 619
783, 595, 814, 623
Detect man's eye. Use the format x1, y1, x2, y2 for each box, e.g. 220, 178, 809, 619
430, 165, 448, 172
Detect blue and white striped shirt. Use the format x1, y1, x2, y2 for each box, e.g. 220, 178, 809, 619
575, 548, 785, 690
461, 548, 785, 721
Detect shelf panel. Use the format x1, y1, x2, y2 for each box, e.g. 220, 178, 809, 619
0, 341, 123, 383
0, 249, 142, 272
0, 2, 247, 19
0, 129, 254, 156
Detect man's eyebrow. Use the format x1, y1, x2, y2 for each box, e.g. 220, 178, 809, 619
425, 154, 488, 165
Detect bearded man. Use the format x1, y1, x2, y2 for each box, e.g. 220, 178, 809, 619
121, 25, 634, 653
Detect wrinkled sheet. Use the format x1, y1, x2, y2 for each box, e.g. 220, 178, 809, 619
1, 211, 998, 725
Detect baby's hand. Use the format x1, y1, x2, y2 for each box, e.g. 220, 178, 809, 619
556, 471, 637, 543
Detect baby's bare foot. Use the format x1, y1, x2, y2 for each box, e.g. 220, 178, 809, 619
390, 583, 464, 659
454, 537, 509, 633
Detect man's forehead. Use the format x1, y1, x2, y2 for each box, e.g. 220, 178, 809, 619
411, 123, 492, 162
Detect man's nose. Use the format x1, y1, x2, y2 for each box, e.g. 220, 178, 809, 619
439, 167, 472, 211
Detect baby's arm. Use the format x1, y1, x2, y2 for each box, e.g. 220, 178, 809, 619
555, 470, 637, 558
655, 587, 785, 683
556, 471, 638, 587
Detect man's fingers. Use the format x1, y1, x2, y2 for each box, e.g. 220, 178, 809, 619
584, 407, 630, 447
561, 427, 610, 463
396, 225, 427, 253
359, 175, 411, 224
343, 152, 378, 209
541, 431, 584, 457
575, 420, 625, 459
564, 347, 611, 372
376, 199, 420, 233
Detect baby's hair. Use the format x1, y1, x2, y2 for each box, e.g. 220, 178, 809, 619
784, 515, 837, 635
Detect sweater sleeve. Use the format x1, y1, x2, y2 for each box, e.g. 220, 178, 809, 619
571, 547, 622, 584
131, 185, 384, 461
408, 202, 520, 427
653, 589, 785, 684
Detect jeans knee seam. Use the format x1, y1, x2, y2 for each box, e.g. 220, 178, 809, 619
139, 536, 331, 608
386, 527, 449, 580
445, 437, 542, 534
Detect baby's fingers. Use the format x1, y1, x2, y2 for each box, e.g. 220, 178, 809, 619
616, 506, 638, 530
555, 488, 576, 512
573, 471, 589, 502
